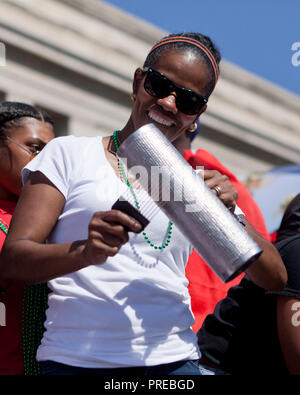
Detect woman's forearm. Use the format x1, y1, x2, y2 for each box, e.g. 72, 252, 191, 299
0, 239, 89, 286
243, 217, 287, 291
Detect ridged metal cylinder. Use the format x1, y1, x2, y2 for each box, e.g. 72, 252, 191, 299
118, 123, 262, 282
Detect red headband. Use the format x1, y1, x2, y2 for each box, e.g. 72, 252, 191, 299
148, 36, 219, 87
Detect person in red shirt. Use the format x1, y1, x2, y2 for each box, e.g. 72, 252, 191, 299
174, 121, 270, 332
0, 101, 54, 375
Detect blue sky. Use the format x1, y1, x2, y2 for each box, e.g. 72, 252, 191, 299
103, 0, 300, 96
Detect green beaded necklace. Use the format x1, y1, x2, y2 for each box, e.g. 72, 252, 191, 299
21, 283, 49, 375
0, 219, 48, 375
112, 130, 173, 250
0, 220, 9, 235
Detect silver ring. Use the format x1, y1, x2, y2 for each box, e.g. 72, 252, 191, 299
213, 185, 222, 197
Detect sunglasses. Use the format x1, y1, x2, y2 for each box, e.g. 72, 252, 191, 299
4, 134, 40, 159
143, 67, 208, 115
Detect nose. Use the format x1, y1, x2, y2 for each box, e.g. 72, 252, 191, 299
156, 93, 178, 114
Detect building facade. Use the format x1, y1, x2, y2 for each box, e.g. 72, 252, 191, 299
0, 0, 300, 176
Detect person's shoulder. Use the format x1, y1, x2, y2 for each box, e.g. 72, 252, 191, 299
48, 135, 99, 146
273, 235, 300, 295
276, 235, 300, 268
45, 135, 101, 155
276, 234, 300, 253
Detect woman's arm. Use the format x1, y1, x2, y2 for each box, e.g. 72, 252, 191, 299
0, 171, 141, 286
203, 170, 287, 291
277, 295, 300, 375
242, 216, 287, 291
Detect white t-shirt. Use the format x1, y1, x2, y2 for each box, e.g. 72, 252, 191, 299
23, 135, 200, 368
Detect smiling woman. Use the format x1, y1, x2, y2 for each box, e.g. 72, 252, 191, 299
128, 33, 219, 143
0, 34, 286, 375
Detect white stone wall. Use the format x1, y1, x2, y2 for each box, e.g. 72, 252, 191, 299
0, 0, 299, 176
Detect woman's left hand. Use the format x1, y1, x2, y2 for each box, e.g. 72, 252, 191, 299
202, 170, 238, 212
201, 169, 287, 292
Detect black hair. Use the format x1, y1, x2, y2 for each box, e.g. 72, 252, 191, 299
143, 32, 221, 98
0, 101, 54, 135
276, 194, 300, 242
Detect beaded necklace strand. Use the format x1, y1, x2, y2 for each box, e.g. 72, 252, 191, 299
0, 218, 48, 375
0, 220, 9, 235
21, 283, 49, 375
112, 130, 172, 250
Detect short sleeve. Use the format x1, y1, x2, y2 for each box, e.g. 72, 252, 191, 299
267, 236, 300, 299
22, 136, 76, 199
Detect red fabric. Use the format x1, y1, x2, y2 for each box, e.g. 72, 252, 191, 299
184, 149, 270, 332
0, 200, 24, 375
270, 231, 278, 243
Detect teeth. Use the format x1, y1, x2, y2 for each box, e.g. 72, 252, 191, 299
148, 111, 174, 127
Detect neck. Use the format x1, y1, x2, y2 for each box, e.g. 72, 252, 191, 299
106, 119, 134, 156
172, 136, 191, 156
116, 120, 135, 145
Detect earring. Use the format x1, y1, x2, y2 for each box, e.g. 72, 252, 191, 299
187, 122, 198, 133
130, 93, 136, 102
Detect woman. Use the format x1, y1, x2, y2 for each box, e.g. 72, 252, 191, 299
0, 33, 286, 375
0, 101, 54, 375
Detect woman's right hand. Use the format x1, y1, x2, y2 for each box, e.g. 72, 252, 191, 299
82, 210, 142, 265
0, 172, 143, 285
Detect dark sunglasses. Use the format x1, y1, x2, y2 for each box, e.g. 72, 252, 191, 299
143, 67, 208, 115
